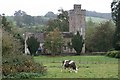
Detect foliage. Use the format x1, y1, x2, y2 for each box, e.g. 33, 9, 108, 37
85, 21, 115, 52
14, 10, 35, 27
2, 29, 22, 56
3, 72, 44, 78
14, 10, 26, 27
45, 11, 57, 18
2, 16, 47, 78
44, 28, 63, 55
106, 50, 120, 58
2, 29, 47, 78
111, 1, 120, 50
71, 31, 83, 54
86, 17, 95, 27
47, 9, 69, 32
2, 14, 12, 32
85, 18, 99, 52
2, 14, 24, 53
14, 10, 49, 27
85, 27, 95, 52
26, 36, 40, 55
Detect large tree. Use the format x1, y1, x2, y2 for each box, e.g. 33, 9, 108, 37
111, 0, 120, 50
47, 9, 69, 32
14, 10, 35, 27
92, 21, 114, 52
72, 31, 84, 54
44, 28, 63, 55
85, 21, 115, 52
14, 10, 26, 27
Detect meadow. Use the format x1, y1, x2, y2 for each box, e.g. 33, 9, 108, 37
34, 55, 119, 78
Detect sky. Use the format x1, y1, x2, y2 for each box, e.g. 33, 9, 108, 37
0, 0, 113, 16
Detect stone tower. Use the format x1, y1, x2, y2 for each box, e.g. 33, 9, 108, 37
69, 4, 86, 53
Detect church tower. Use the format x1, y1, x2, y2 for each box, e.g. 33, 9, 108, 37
69, 4, 86, 53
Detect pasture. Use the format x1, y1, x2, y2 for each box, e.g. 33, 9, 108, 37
34, 56, 119, 78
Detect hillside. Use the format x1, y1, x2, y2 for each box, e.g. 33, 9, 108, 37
5, 10, 112, 27
44, 10, 112, 20
86, 11, 112, 19
44, 11, 111, 22
86, 16, 109, 23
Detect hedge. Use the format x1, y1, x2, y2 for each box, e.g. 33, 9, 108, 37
106, 50, 120, 58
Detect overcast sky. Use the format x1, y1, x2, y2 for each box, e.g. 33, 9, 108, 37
0, 0, 113, 16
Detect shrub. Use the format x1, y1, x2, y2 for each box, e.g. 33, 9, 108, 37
106, 50, 120, 58
2, 49, 47, 78
2, 29, 47, 78
26, 36, 40, 56
3, 72, 44, 78
72, 31, 84, 54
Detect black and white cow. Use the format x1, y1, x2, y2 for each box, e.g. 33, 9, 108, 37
62, 60, 78, 73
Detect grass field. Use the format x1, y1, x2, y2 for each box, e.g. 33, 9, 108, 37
34, 56, 119, 78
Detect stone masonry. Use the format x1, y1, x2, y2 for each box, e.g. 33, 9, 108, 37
69, 4, 86, 53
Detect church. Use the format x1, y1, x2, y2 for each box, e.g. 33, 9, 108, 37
24, 4, 86, 54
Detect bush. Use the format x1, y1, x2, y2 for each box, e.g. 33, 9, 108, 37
2, 55, 47, 78
26, 36, 40, 55
2, 29, 47, 78
3, 72, 45, 78
72, 31, 83, 54
106, 50, 120, 58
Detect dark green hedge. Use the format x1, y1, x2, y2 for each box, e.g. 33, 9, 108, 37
106, 50, 120, 58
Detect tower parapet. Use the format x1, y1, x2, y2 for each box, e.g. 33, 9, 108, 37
74, 4, 81, 10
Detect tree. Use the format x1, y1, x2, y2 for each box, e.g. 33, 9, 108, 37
2, 14, 11, 31
47, 9, 69, 32
111, 0, 120, 50
2, 29, 46, 77
45, 11, 57, 18
26, 36, 40, 55
86, 21, 115, 52
93, 21, 114, 52
14, 10, 26, 27
44, 28, 63, 55
2, 16, 46, 78
85, 17, 96, 52
2, 14, 24, 52
57, 9, 69, 31
23, 14, 35, 26
72, 31, 84, 54
86, 17, 95, 27
85, 26, 96, 52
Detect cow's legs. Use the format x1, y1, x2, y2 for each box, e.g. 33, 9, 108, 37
69, 68, 73, 73
74, 70, 78, 73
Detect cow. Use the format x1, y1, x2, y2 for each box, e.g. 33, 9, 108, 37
61, 60, 78, 73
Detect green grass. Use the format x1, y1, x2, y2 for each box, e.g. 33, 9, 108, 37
34, 56, 119, 78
